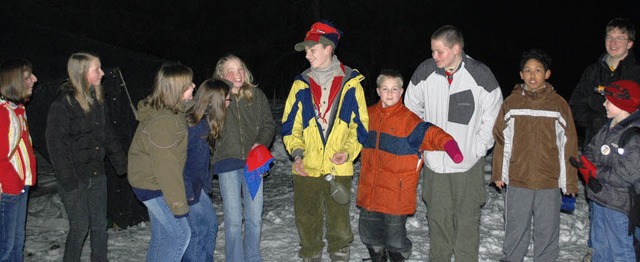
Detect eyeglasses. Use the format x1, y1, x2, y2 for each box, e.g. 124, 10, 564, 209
605, 36, 630, 43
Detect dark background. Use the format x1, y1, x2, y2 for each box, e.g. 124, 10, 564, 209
2, 0, 639, 104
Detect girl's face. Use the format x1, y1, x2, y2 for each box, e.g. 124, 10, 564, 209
183, 82, 195, 100
223, 59, 246, 89
23, 70, 37, 97
87, 59, 104, 86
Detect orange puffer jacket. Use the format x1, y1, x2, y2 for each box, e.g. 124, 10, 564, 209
356, 100, 454, 215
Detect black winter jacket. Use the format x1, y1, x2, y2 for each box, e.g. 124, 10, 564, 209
569, 51, 640, 148
46, 83, 127, 191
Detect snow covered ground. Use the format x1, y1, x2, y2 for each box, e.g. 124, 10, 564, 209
22, 102, 590, 261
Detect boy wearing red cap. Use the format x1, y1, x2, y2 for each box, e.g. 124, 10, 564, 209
576, 79, 640, 261
282, 20, 369, 262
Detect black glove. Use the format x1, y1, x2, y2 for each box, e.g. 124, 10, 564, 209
588, 177, 603, 193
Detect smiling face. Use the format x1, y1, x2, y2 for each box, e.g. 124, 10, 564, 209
376, 76, 403, 108
605, 28, 634, 61
86, 58, 104, 86
222, 58, 246, 89
519, 58, 550, 91
431, 38, 461, 69
305, 43, 333, 69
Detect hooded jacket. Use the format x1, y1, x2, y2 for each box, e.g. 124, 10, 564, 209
569, 51, 640, 147
281, 65, 369, 177
492, 83, 579, 194
585, 110, 640, 214
128, 100, 189, 216
356, 100, 454, 215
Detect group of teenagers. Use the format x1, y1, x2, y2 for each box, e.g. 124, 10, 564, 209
2, 17, 640, 262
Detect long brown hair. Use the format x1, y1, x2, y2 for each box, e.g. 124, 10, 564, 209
186, 78, 230, 147
67, 52, 104, 113
145, 62, 193, 114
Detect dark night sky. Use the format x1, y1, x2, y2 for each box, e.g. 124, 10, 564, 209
1, 0, 639, 104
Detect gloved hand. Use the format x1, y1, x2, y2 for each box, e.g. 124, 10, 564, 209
444, 140, 463, 164
588, 177, 603, 193
569, 155, 597, 183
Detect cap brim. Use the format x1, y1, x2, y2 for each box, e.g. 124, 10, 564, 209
294, 40, 318, 51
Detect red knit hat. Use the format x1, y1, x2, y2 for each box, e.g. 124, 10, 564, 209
601, 80, 640, 113
244, 144, 274, 200
294, 20, 342, 51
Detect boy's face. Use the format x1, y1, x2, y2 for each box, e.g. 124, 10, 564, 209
376, 77, 403, 108
603, 98, 626, 119
520, 58, 550, 91
305, 43, 333, 69
605, 28, 634, 60
430, 38, 460, 69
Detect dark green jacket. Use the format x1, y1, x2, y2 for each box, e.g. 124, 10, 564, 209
213, 87, 275, 164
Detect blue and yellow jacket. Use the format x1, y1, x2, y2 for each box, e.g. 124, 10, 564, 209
281, 65, 369, 177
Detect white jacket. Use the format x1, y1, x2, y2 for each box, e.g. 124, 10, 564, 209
405, 54, 503, 173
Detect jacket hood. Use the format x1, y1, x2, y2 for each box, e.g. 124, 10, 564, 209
511, 83, 556, 100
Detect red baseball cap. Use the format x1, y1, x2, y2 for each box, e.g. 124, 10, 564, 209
294, 20, 342, 51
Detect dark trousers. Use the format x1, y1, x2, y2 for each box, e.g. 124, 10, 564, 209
59, 175, 108, 262
358, 208, 412, 258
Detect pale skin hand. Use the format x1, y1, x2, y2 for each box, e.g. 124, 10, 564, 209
293, 157, 308, 176
494, 180, 576, 197
330, 152, 348, 165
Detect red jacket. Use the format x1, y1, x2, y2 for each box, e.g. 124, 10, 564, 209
356, 101, 454, 215
1, 100, 36, 194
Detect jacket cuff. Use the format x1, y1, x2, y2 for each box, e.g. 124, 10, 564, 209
292, 149, 304, 160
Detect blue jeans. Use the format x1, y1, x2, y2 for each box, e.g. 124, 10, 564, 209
143, 196, 191, 262
219, 168, 263, 262
59, 176, 108, 262
183, 189, 218, 262
0, 186, 29, 262
590, 201, 636, 261
358, 208, 412, 258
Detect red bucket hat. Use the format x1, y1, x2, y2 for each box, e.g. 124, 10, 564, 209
294, 20, 342, 52
599, 80, 640, 113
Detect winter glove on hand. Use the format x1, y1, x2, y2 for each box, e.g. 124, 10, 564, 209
587, 177, 603, 193
569, 155, 597, 183
444, 140, 463, 164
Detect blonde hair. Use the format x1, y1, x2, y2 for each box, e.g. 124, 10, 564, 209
213, 54, 256, 103
0, 58, 33, 103
186, 78, 230, 146
145, 62, 193, 114
67, 52, 104, 113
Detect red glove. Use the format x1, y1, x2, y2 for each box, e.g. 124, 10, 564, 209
444, 140, 463, 164
570, 155, 597, 183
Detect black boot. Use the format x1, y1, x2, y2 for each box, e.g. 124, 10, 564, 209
387, 251, 405, 262
364, 246, 387, 262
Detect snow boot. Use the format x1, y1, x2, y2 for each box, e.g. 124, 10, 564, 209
330, 247, 350, 262
364, 246, 387, 262
387, 251, 406, 262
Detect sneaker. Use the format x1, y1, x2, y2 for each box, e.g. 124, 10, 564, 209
330, 247, 350, 262
302, 253, 321, 262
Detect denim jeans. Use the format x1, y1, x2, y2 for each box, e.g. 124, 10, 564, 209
143, 196, 191, 262
218, 168, 263, 262
0, 186, 29, 262
590, 201, 636, 261
183, 189, 218, 262
358, 208, 412, 258
59, 175, 108, 262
